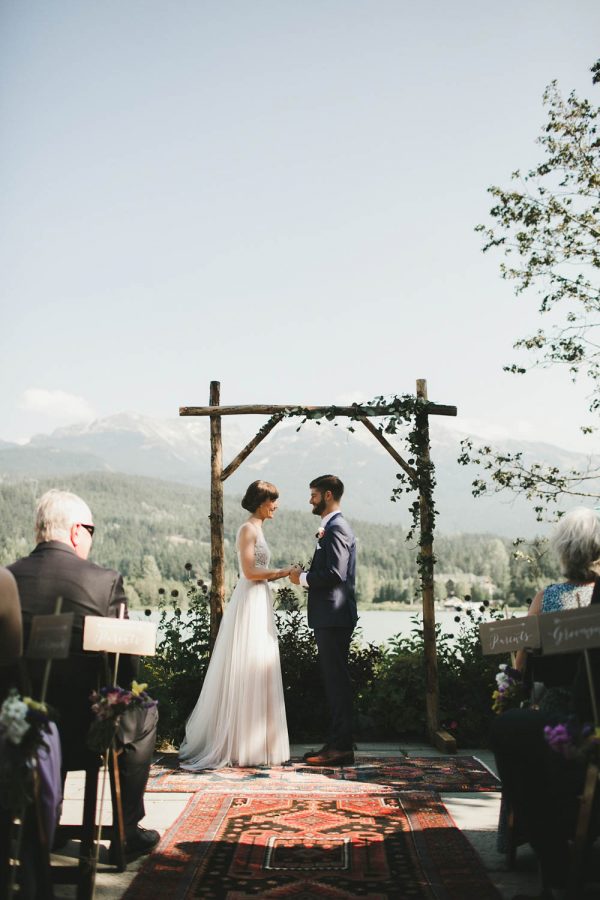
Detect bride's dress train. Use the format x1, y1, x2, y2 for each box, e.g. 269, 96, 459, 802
178, 525, 290, 769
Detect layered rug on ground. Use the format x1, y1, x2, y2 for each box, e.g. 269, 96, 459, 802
147, 755, 499, 794
124, 790, 501, 899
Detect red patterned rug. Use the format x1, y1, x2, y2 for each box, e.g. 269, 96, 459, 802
147, 755, 499, 794
124, 791, 501, 899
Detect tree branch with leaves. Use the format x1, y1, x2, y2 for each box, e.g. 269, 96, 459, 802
460, 60, 600, 517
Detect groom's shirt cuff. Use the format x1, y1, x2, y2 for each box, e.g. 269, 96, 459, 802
299, 572, 309, 589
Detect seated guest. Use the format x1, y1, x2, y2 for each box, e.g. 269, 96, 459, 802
0, 566, 22, 700
7, 489, 160, 858
0, 565, 62, 894
492, 508, 600, 900
0, 567, 22, 664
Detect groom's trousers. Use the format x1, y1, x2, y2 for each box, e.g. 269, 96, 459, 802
313, 626, 354, 751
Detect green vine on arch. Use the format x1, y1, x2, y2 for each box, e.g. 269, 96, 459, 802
276, 393, 437, 589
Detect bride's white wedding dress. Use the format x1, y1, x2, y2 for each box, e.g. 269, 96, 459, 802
178, 524, 290, 769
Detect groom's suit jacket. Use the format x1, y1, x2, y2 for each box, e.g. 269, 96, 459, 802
306, 513, 357, 629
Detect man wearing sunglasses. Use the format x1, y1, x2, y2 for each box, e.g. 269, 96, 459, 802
7, 489, 160, 860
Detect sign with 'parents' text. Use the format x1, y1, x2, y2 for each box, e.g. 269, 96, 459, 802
539, 606, 600, 655
479, 616, 541, 656
83, 617, 157, 656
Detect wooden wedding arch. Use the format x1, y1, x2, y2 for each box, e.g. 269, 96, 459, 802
180, 379, 458, 751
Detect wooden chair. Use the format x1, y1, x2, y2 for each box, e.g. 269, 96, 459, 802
51, 744, 126, 899
0, 574, 58, 899
50, 609, 158, 898
481, 608, 600, 895
21, 612, 127, 900
479, 615, 541, 867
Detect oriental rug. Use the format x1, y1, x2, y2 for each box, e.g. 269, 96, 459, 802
124, 790, 501, 899
147, 755, 499, 795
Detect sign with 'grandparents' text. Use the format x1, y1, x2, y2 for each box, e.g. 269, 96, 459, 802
479, 617, 541, 656
539, 605, 600, 655
83, 617, 157, 656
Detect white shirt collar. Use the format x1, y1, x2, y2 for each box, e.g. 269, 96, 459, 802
320, 510, 341, 529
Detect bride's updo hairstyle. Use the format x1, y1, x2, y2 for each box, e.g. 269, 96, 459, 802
241, 480, 279, 513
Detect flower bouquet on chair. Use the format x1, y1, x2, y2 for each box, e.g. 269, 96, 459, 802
87, 681, 157, 754
492, 664, 527, 715
544, 719, 600, 763
0, 689, 56, 814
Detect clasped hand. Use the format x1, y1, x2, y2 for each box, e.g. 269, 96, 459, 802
289, 564, 303, 585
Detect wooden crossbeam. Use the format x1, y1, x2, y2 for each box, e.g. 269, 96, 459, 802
359, 416, 418, 484
180, 402, 457, 418
222, 413, 284, 481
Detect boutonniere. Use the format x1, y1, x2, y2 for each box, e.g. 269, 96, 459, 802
315, 527, 325, 540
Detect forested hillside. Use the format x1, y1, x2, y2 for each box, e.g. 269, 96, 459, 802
0, 473, 560, 607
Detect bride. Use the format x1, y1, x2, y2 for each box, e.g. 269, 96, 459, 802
179, 480, 292, 769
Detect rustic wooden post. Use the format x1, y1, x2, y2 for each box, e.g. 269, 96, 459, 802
416, 379, 456, 752
209, 381, 225, 646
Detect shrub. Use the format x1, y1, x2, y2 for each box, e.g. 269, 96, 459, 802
142, 573, 211, 747
144, 572, 506, 749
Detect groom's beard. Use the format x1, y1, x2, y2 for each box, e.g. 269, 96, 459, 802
311, 498, 327, 516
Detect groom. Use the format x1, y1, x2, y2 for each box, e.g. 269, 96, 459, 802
289, 474, 357, 766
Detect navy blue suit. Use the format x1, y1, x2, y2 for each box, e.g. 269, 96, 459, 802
306, 513, 357, 751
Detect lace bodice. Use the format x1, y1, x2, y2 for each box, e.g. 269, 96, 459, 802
236, 523, 271, 574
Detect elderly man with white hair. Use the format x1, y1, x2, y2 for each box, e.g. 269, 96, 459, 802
7, 489, 160, 860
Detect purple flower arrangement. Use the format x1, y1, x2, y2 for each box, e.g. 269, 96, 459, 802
88, 682, 157, 753
544, 719, 600, 762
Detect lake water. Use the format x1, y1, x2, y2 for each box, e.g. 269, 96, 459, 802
352, 608, 521, 646
133, 606, 524, 649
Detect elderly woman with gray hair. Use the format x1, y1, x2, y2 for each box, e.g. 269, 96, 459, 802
527, 506, 599, 613
493, 508, 600, 900
514, 507, 600, 674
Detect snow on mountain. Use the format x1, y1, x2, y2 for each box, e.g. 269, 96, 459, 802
2, 412, 598, 537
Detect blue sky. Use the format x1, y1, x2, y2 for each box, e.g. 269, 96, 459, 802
1, 0, 599, 452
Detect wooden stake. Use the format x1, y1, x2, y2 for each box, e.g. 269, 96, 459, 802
222, 413, 284, 482
359, 416, 418, 484
416, 380, 453, 751
39, 596, 62, 704
209, 381, 225, 647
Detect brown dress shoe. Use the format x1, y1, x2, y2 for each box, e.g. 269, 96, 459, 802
304, 748, 355, 766
302, 744, 328, 761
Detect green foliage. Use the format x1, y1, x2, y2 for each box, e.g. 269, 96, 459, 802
142, 573, 212, 747
364, 607, 507, 746
462, 59, 600, 515
0, 472, 561, 607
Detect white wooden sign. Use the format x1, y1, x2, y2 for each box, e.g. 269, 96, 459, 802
83, 617, 157, 656
539, 605, 600, 655
479, 616, 541, 656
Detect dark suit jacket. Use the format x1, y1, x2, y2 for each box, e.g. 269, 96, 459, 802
306, 513, 357, 629
7, 541, 136, 766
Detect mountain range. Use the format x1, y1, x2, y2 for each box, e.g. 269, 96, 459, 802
1, 412, 597, 537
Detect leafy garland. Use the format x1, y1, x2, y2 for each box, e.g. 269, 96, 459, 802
276, 393, 437, 586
